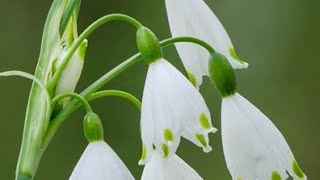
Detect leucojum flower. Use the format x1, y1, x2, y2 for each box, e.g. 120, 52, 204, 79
0, 0, 308, 178
208, 52, 307, 180
69, 113, 134, 180
136, 27, 217, 166
165, 0, 248, 88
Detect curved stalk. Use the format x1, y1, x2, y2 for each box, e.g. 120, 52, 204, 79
51, 92, 93, 113
88, 90, 141, 110
42, 53, 142, 147
48, 14, 142, 93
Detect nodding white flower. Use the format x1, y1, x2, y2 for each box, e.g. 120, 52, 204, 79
221, 93, 307, 180
69, 141, 134, 180
139, 58, 217, 165
165, 0, 248, 87
141, 150, 203, 180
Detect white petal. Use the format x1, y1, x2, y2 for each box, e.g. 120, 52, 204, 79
156, 59, 216, 150
140, 64, 156, 164
141, 151, 203, 180
69, 141, 134, 180
165, 0, 248, 87
221, 93, 306, 180
55, 50, 84, 94
140, 59, 216, 163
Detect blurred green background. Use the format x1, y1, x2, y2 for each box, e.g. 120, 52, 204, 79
0, 0, 319, 179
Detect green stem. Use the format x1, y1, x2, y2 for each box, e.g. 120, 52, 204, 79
42, 36, 215, 148
160, 36, 215, 54
52, 92, 93, 113
88, 90, 141, 110
48, 14, 142, 93
42, 53, 142, 147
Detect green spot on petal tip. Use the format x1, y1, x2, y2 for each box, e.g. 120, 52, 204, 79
162, 144, 169, 158
292, 159, 305, 178
163, 128, 174, 142
229, 47, 248, 67
199, 113, 212, 130
187, 71, 197, 87
271, 171, 282, 180
139, 144, 147, 165
195, 134, 211, 152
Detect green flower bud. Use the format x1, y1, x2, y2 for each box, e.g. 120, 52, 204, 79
83, 113, 104, 143
209, 52, 237, 97
136, 27, 163, 64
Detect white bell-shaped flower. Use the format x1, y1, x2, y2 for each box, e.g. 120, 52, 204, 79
139, 59, 217, 165
141, 150, 203, 180
221, 93, 307, 180
165, 0, 248, 87
69, 141, 135, 180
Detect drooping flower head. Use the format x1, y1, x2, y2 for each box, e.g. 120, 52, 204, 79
208, 52, 307, 180
69, 113, 134, 180
165, 0, 248, 88
141, 150, 203, 180
136, 27, 217, 165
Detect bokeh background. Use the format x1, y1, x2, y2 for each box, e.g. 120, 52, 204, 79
0, 0, 319, 179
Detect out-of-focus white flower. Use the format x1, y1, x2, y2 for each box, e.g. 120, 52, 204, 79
141, 150, 203, 180
221, 93, 307, 180
69, 141, 134, 180
139, 58, 217, 165
165, 0, 248, 87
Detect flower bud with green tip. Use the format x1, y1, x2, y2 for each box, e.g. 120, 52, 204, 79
136, 27, 163, 64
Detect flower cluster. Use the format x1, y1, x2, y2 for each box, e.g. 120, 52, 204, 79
1, 0, 307, 179
136, 0, 306, 179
